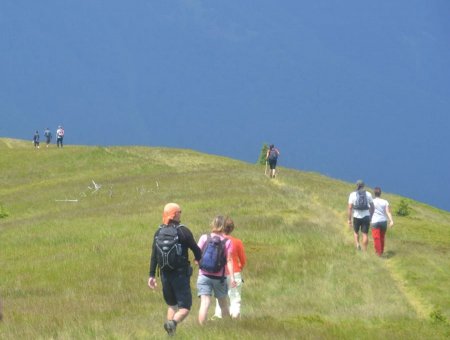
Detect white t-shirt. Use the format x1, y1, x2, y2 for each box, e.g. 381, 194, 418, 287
371, 197, 389, 223
348, 191, 373, 218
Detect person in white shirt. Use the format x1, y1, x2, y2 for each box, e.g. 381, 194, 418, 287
56, 126, 65, 148
370, 187, 394, 256
348, 180, 375, 251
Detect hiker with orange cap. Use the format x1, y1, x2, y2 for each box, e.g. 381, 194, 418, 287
148, 203, 202, 337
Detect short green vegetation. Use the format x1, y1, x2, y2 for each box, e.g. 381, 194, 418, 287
257, 143, 269, 165
0, 204, 8, 218
0, 138, 449, 339
396, 198, 411, 216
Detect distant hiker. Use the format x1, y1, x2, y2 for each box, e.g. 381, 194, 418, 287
56, 126, 64, 148
44, 128, 52, 147
197, 215, 236, 325
33, 130, 40, 148
347, 180, 374, 251
213, 217, 246, 320
370, 187, 394, 256
266, 144, 280, 178
148, 203, 202, 337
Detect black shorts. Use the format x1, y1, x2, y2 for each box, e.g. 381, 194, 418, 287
353, 216, 371, 234
160, 267, 193, 309
268, 159, 277, 169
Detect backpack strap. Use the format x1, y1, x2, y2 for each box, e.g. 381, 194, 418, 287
155, 224, 164, 239
202, 234, 211, 251
177, 224, 186, 241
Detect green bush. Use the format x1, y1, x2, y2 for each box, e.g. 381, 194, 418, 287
430, 309, 446, 323
0, 204, 9, 218
396, 199, 410, 216
257, 143, 269, 165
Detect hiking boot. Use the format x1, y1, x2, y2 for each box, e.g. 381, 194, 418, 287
164, 320, 176, 337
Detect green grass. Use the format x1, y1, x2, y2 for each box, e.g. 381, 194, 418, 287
0, 138, 449, 339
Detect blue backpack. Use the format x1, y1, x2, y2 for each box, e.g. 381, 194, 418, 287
268, 149, 278, 161
199, 234, 227, 274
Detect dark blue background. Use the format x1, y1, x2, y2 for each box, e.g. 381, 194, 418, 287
1, 1, 449, 211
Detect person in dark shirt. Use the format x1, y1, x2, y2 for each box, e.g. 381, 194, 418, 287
44, 128, 52, 148
266, 144, 280, 178
148, 203, 202, 337
33, 130, 40, 148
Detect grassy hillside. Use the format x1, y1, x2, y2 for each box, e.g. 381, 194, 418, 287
0, 138, 449, 339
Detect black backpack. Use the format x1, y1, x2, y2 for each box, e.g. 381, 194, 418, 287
268, 149, 278, 161
155, 225, 184, 271
353, 190, 369, 210
199, 235, 227, 274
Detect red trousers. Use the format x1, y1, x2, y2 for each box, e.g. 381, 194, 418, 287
372, 228, 386, 256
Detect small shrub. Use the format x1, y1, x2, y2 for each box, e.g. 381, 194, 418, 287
257, 143, 269, 165
396, 199, 410, 216
430, 309, 446, 323
0, 204, 9, 218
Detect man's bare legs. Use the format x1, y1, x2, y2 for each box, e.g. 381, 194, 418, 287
167, 305, 190, 324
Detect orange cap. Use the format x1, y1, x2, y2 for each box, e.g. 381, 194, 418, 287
162, 203, 181, 224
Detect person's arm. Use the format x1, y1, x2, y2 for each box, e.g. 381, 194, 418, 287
226, 240, 236, 288
369, 202, 375, 217
147, 231, 158, 289
177, 226, 202, 264
183, 227, 203, 262
386, 205, 394, 227
148, 277, 157, 289
367, 193, 375, 217
195, 234, 207, 265
237, 239, 246, 270
347, 203, 353, 227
